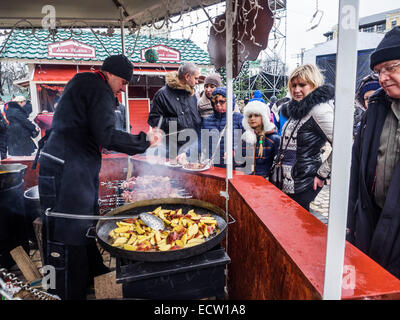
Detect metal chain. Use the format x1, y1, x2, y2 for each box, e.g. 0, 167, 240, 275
0, 0, 269, 59
0, 268, 59, 300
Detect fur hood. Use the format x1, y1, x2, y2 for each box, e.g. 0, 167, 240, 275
166, 71, 195, 96
241, 100, 276, 144
281, 84, 335, 120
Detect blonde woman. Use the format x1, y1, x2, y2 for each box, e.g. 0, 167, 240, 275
270, 64, 334, 211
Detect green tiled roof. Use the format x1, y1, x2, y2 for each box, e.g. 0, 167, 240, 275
0, 29, 210, 65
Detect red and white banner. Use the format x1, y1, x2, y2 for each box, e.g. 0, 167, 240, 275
48, 40, 96, 59
140, 45, 181, 62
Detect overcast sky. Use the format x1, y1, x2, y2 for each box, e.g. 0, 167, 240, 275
286, 0, 399, 71
173, 0, 399, 74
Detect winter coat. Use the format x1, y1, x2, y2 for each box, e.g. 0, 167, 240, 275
24, 101, 32, 117
114, 103, 127, 132
270, 85, 334, 194
147, 71, 201, 155
271, 97, 290, 135
347, 88, 400, 278
34, 112, 54, 137
38, 71, 150, 246
197, 92, 213, 118
0, 111, 7, 156
5, 101, 37, 156
241, 131, 280, 177
201, 110, 244, 168
353, 73, 380, 137
353, 106, 364, 136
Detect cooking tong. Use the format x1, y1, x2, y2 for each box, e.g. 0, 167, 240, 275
202, 125, 227, 166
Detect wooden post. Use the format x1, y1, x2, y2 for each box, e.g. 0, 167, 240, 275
94, 271, 123, 300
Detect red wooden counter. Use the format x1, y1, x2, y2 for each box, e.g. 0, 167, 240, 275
3, 154, 400, 300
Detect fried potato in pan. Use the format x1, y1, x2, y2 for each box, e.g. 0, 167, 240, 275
108, 206, 219, 252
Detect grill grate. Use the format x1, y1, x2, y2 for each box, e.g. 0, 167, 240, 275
99, 176, 192, 213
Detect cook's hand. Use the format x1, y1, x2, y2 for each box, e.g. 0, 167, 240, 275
223, 151, 235, 160
147, 128, 163, 147
176, 153, 188, 165
313, 176, 324, 190
102, 148, 112, 154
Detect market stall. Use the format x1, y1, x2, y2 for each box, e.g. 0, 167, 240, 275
1, 29, 211, 137
1, 0, 400, 302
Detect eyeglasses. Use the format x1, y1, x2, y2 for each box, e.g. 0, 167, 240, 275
374, 61, 400, 76
215, 99, 226, 105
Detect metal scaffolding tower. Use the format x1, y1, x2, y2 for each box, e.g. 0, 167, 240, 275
234, 0, 287, 101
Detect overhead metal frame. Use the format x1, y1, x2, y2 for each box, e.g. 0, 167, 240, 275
0, 0, 223, 29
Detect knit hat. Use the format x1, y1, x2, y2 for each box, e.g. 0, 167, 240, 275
211, 87, 235, 109
249, 90, 266, 103
370, 26, 400, 70
101, 54, 133, 82
241, 100, 276, 144
355, 73, 380, 107
269, 95, 277, 104
204, 73, 222, 87
13, 95, 26, 102
360, 81, 380, 97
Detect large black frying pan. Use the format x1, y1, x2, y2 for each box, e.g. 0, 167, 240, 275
95, 198, 227, 262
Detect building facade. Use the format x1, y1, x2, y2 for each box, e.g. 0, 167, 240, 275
303, 8, 399, 87
323, 8, 400, 40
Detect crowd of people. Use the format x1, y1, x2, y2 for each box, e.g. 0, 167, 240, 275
0, 95, 39, 159
147, 60, 334, 213
146, 26, 400, 281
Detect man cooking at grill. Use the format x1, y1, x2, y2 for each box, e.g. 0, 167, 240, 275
36, 54, 162, 300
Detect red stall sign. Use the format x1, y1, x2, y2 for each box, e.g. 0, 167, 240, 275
140, 45, 181, 63
48, 40, 96, 59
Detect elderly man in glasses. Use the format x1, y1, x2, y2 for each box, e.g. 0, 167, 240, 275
347, 26, 400, 279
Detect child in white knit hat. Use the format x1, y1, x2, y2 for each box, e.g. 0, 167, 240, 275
240, 100, 280, 178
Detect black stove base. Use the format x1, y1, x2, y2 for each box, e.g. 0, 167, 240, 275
116, 247, 230, 300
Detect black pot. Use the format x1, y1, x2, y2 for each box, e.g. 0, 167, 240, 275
0, 164, 27, 191
24, 185, 41, 244
24, 185, 40, 218
0, 180, 29, 268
